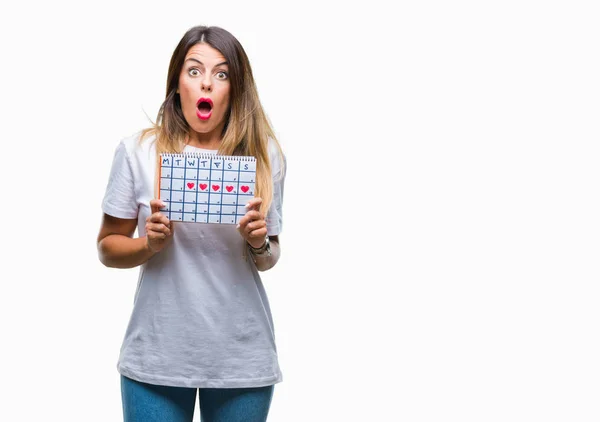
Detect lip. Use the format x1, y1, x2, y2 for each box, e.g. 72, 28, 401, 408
196, 97, 213, 121
196, 97, 214, 108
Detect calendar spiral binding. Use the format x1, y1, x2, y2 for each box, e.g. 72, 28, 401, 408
160, 152, 256, 162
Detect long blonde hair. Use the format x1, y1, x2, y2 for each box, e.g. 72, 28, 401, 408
141, 26, 283, 215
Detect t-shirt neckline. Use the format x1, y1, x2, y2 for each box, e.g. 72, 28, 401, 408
184, 144, 219, 153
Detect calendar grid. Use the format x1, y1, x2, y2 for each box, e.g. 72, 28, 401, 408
182, 156, 188, 220
218, 160, 224, 218
236, 160, 242, 220
194, 157, 200, 222
207, 157, 213, 221
168, 156, 174, 221
159, 153, 256, 224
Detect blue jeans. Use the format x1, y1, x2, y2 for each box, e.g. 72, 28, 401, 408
121, 375, 274, 422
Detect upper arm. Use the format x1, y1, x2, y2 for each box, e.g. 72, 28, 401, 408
97, 213, 138, 245
101, 141, 139, 220
98, 140, 140, 244
266, 141, 286, 236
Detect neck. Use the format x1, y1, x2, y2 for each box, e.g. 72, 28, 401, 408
186, 130, 223, 150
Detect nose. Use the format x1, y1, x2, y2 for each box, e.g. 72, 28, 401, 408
201, 76, 212, 93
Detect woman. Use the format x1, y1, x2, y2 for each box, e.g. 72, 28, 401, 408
97, 25, 286, 422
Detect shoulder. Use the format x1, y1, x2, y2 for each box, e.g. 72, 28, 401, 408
118, 130, 156, 156
111, 130, 157, 169
267, 137, 286, 178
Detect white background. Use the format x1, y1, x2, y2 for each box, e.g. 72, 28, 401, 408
0, 1, 599, 421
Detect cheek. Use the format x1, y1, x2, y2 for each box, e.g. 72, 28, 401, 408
179, 87, 197, 113
180, 84, 194, 99
178, 76, 196, 97
218, 87, 231, 111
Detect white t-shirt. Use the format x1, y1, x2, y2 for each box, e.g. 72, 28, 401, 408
101, 131, 285, 388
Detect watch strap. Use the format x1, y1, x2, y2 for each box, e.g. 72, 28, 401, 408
249, 236, 271, 257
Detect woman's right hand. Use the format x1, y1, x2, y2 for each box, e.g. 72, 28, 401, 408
145, 199, 173, 253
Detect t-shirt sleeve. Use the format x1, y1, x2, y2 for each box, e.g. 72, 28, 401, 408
266, 145, 286, 236
101, 141, 139, 219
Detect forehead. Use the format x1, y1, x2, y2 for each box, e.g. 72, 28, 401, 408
185, 43, 227, 64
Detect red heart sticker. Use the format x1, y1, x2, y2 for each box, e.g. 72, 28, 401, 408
240, 185, 249, 193
187, 182, 195, 189
212, 185, 220, 191
199, 184, 208, 191
226, 185, 234, 192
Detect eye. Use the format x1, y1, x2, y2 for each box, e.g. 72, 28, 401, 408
188, 68, 201, 77
216, 71, 229, 80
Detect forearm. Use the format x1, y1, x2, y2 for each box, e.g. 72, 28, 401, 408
98, 234, 156, 269
250, 239, 281, 272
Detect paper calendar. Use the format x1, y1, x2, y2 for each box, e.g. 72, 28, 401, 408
158, 153, 256, 224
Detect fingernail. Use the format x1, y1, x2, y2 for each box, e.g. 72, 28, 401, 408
236, 224, 240, 229
245, 203, 250, 208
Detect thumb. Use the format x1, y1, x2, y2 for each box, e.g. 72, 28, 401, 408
150, 199, 165, 214
244, 197, 263, 212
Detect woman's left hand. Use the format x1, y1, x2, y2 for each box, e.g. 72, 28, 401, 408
237, 197, 268, 249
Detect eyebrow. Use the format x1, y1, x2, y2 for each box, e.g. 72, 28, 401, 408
184, 58, 229, 67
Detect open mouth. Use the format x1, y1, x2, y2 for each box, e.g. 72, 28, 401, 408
196, 97, 213, 120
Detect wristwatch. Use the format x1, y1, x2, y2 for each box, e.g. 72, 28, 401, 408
249, 236, 271, 257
